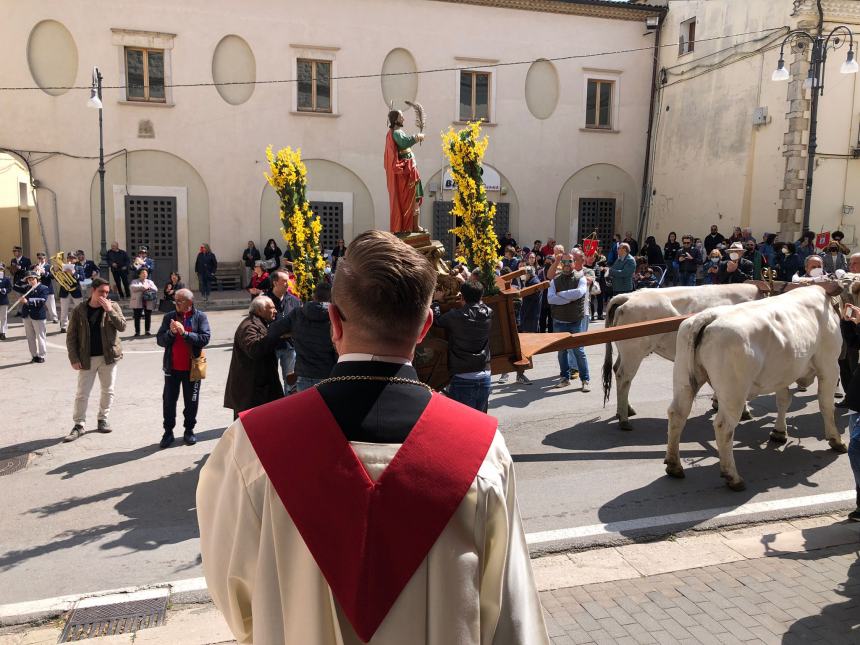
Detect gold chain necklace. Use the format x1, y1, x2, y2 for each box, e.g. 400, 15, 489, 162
314, 375, 434, 393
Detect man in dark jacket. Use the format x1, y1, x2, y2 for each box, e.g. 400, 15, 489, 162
18, 271, 50, 362
156, 288, 211, 448
431, 280, 493, 412
264, 270, 301, 394
0, 264, 11, 340
224, 295, 282, 417
839, 299, 860, 521
676, 236, 700, 286
704, 225, 725, 254
718, 242, 753, 284
106, 242, 131, 298
268, 282, 338, 391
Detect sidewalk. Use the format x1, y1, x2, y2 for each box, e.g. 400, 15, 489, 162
2, 514, 858, 644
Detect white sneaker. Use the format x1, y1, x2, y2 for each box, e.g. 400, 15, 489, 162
498, 373, 509, 384
582, 381, 591, 393
516, 373, 532, 385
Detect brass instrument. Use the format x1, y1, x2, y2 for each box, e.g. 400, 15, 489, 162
761, 268, 777, 296
49, 251, 79, 292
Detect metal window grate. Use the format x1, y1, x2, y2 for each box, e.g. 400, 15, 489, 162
432, 201, 455, 262
60, 596, 168, 642
309, 201, 343, 252
578, 198, 616, 251
492, 202, 510, 243
125, 195, 177, 286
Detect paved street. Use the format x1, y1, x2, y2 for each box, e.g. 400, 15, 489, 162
0, 307, 856, 605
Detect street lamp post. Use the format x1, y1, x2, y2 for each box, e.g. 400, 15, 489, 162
772, 26, 858, 234
87, 67, 111, 294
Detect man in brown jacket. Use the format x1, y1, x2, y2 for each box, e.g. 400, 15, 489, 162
65, 277, 126, 442
223, 295, 283, 417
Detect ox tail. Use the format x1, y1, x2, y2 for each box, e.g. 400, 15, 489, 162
676, 309, 720, 394
602, 293, 632, 405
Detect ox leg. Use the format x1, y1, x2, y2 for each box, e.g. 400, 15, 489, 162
770, 388, 791, 444
665, 384, 699, 479
816, 368, 847, 453
714, 405, 746, 491
615, 355, 643, 432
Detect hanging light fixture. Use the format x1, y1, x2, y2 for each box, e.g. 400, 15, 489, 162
772, 56, 790, 82
841, 47, 859, 74
87, 67, 102, 109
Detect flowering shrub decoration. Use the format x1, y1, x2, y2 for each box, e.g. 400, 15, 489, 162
441, 122, 500, 294
264, 145, 326, 301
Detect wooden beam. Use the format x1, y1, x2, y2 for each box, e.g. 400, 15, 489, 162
518, 315, 691, 359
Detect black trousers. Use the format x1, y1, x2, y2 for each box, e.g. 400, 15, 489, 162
840, 347, 859, 391
539, 304, 553, 333
133, 308, 152, 334
112, 269, 129, 298
163, 369, 201, 433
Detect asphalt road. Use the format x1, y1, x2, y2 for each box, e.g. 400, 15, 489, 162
0, 308, 855, 604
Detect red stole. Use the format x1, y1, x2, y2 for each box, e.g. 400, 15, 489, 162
240, 388, 497, 643
384, 130, 420, 233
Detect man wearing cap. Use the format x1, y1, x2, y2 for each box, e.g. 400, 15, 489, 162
0, 264, 11, 340
134, 247, 154, 276
76, 250, 100, 281
17, 271, 50, 362
32, 252, 58, 323
65, 277, 126, 441
10, 246, 30, 273
198, 230, 549, 644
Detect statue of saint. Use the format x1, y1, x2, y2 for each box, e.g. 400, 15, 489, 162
384, 109, 424, 234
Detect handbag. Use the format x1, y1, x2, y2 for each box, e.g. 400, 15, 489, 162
190, 350, 207, 382
261, 258, 277, 270
142, 288, 157, 302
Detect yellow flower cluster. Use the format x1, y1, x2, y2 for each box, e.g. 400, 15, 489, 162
264, 145, 325, 301
441, 122, 500, 294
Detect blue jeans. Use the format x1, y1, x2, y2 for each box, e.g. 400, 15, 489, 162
850, 416, 860, 494
679, 272, 696, 287
554, 319, 590, 382
447, 374, 491, 413
276, 346, 296, 395
296, 376, 322, 392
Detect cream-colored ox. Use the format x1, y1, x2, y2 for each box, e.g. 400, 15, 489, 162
602, 284, 760, 430
664, 285, 847, 491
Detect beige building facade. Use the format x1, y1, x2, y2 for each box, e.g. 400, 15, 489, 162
1, 0, 662, 286
639, 0, 860, 245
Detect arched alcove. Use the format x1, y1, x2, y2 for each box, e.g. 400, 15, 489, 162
27, 20, 78, 96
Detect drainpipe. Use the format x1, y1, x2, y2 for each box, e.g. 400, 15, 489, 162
637, 15, 664, 242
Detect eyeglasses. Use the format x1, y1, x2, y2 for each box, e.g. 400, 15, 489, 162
561, 259, 573, 264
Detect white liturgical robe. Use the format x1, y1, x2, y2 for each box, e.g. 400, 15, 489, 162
197, 418, 550, 645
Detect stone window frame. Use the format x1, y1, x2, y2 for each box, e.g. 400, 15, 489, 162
296, 59, 333, 113
290, 44, 340, 117
111, 29, 176, 107
679, 17, 696, 57
581, 68, 622, 134
453, 57, 498, 125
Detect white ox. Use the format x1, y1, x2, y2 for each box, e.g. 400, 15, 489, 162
602, 284, 760, 430
664, 285, 847, 491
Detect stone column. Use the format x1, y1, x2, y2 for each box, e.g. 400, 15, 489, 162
777, 44, 811, 241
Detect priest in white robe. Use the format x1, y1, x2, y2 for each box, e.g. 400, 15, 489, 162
197, 230, 549, 645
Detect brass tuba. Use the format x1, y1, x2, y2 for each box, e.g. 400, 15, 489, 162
50, 251, 78, 292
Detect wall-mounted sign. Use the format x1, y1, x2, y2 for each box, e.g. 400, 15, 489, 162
442, 165, 501, 192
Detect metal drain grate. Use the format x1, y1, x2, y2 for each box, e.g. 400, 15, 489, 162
0, 453, 29, 477
59, 596, 168, 642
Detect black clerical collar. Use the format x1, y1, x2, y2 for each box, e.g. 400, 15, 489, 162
329, 360, 419, 381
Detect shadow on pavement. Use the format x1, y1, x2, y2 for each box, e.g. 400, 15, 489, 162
0, 436, 64, 457
46, 427, 227, 479
0, 361, 37, 370
778, 529, 860, 643
594, 443, 841, 537
0, 456, 208, 572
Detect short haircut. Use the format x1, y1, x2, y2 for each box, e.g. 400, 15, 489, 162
805, 254, 823, 268
90, 277, 109, 290
332, 230, 437, 342
460, 280, 484, 305
175, 288, 194, 300
270, 269, 289, 284
619, 242, 631, 252
314, 282, 332, 302
571, 248, 585, 260
250, 295, 273, 314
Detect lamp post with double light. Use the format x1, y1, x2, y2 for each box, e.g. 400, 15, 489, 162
772, 26, 858, 234
87, 66, 111, 291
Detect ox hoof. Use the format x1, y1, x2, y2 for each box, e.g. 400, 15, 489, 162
741, 408, 753, 421
712, 399, 719, 411
627, 406, 637, 418
665, 463, 685, 479
726, 479, 747, 492
829, 439, 848, 454
769, 430, 788, 444
618, 420, 634, 432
